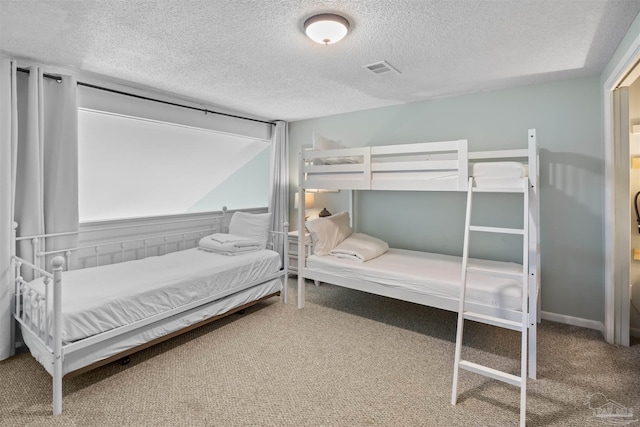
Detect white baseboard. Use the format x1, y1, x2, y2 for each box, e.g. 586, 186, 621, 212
541, 311, 605, 334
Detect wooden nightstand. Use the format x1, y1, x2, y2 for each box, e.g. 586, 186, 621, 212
287, 230, 312, 276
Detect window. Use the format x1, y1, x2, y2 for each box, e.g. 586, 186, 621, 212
78, 109, 270, 222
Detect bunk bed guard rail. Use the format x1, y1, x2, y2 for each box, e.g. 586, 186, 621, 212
301, 140, 469, 191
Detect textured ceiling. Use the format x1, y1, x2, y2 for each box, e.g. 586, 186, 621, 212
1, 0, 640, 122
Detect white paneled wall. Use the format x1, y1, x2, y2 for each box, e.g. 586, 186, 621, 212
71, 208, 267, 270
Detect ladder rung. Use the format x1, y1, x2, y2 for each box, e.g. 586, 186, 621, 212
458, 360, 523, 387
463, 311, 523, 331
469, 225, 524, 235
467, 265, 524, 280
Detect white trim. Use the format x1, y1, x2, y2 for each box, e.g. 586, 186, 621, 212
602, 30, 640, 345
541, 311, 605, 334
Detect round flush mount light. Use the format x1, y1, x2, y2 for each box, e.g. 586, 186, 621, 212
304, 13, 350, 45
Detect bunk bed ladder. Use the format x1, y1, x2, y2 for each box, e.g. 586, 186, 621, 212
451, 177, 529, 427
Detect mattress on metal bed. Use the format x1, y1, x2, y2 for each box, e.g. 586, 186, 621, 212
22, 278, 281, 376
306, 248, 522, 310
23, 247, 282, 343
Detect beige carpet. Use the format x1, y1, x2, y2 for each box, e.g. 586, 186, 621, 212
1, 278, 639, 426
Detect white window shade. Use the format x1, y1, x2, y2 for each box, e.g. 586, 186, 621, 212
78, 85, 272, 141
78, 109, 270, 222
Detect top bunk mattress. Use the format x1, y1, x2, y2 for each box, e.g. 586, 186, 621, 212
24, 248, 282, 342
307, 248, 523, 311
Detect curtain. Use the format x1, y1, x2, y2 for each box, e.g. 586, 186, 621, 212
42, 73, 79, 254
14, 68, 79, 272
268, 121, 289, 259
14, 68, 45, 271
0, 59, 18, 360
1, 65, 79, 359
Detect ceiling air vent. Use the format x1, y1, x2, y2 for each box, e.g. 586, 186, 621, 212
363, 61, 401, 76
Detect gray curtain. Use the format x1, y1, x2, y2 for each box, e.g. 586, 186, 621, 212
268, 121, 289, 259
0, 65, 79, 360
14, 67, 79, 271
0, 59, 18, 360
14, 68, 46, 271
42, 72, 79, 255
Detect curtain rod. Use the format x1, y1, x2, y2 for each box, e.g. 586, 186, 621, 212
16, 67, 276, 126
17, 66, 62, 82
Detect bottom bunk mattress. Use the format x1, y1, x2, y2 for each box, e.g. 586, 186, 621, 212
306, 248, 523, 311
23, 247, 282, 343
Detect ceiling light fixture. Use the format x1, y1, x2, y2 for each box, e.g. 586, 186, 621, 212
304, 13, 350, 45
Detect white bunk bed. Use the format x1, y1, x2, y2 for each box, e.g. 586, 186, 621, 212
11, 208, 289, 415
297, 130, 539, 425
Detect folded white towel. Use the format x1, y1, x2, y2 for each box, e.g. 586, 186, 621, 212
208, 233, 261, 247
329, 233, 389, 262
198, 234, 261, 254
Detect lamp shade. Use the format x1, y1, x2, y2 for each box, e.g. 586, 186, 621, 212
294, 192, 315, 209
304, 13, 350, 45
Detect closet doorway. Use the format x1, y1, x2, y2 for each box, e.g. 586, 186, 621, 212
617, 64, 640, 344
606, 45, 640, 346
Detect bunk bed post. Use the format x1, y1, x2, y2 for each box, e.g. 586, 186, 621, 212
457, 140, 469, 191
348, 190, 355, 231
298, 149, 306, 308
527, 128, 539, 380
520, 177, 530, 423
51, 256, 65, 416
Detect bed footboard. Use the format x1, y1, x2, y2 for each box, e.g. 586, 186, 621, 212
13, 255, 65, 415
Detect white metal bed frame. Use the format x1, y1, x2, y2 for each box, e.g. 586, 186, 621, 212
296, 130, 540, 378
11, 208, 289, 415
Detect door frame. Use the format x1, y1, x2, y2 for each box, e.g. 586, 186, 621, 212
603, 32, 640, 344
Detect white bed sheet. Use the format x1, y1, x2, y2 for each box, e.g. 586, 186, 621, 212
22, 278, 282, 376
24, 248, 281, 342
307, 248, 523, 310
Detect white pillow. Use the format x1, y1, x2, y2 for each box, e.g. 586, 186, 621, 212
313, 132, 345, 150
329, 232, 389, 262
312, 132, 360, 165
228, 212, 272, 249
305, 211, 353, 256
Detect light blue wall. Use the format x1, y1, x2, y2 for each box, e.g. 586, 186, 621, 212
187, 146, 270, 212
289, 76, 603, 322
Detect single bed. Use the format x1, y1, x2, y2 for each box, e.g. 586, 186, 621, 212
12, 209, 289, 415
